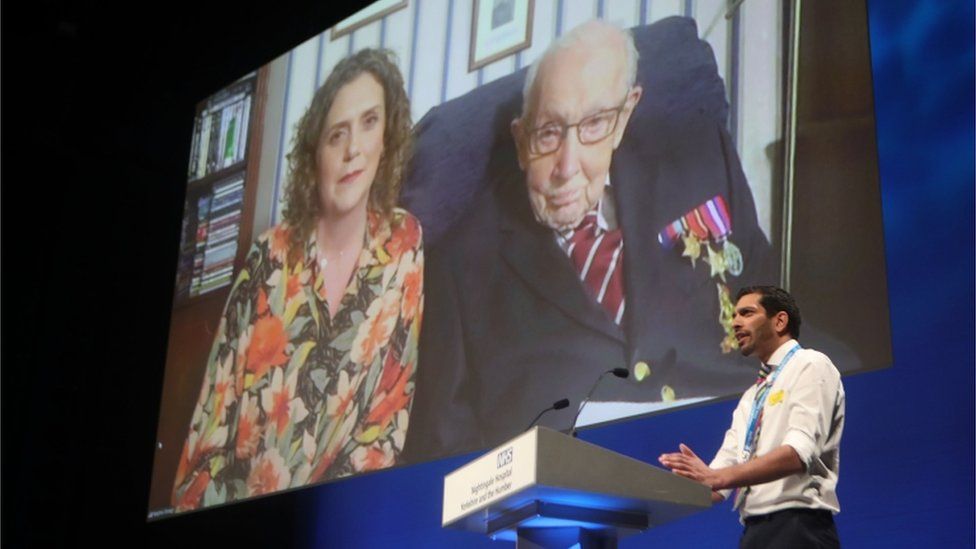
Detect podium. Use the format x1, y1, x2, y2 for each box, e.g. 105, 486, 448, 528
442, 427, 712, 548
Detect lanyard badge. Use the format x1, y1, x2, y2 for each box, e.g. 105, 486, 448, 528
740, 344, 801, 462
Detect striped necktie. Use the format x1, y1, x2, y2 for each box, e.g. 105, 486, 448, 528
755, 362, 772, 385
567, 212, 626, 325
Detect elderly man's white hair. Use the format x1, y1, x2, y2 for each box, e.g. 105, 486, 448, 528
520, 20, 639, 119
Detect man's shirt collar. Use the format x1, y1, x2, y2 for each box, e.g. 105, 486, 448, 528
766, 338, 799, 368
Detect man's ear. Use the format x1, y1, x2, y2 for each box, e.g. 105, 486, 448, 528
774, 311, 790, 337
511, 118, 527, 170
612, 84, 643, 149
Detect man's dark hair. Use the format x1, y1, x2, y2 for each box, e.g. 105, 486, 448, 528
735, 285, 802, 338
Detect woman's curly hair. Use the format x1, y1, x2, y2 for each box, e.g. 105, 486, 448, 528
282, 48, 413, 255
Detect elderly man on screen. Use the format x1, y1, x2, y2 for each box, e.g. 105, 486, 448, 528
404, 20, 774, 462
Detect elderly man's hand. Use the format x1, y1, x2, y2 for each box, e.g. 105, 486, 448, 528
658, 443, 725, 490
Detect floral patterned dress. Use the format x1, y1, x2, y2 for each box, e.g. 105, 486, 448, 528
172, 208, 423, 511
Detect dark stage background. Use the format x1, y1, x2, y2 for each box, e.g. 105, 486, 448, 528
3, 0, 972, 546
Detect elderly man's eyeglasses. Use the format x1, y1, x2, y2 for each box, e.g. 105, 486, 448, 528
525, 99, 629, 157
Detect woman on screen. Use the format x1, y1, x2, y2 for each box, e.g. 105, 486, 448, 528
172, 49, 423, 511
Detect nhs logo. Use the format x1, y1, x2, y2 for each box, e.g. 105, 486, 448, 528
497, 446, 513, 468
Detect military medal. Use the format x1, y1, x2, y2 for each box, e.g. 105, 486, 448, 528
717, 283, 737, 353
657, 219, 684, 249
685, 208, 710, 241
723, 240, 743, 276
656, 194, 748, 350
721, 333, 737, 354
698, 196, 743, 278
680, 233, 701, 267
698, 196, 732, 241
706, 244, 727, 282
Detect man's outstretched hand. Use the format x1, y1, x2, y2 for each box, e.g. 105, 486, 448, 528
659, 444, 726, 503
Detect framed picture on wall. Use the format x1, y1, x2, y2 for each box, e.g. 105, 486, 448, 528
331, 0, 408, 40
469, 0, 534, 71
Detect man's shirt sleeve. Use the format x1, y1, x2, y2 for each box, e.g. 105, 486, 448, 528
710, 404, 744, 499
780, 354, 844, 471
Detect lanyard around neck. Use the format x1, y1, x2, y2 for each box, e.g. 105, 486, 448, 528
741, 344, 801, 461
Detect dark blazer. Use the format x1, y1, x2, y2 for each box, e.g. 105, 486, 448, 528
403, 111, 777, 462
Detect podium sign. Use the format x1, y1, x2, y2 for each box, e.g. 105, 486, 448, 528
443, 427, 540, 525
443, 427, 711, 545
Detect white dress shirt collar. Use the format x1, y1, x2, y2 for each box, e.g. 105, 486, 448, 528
766, 338, 800, 368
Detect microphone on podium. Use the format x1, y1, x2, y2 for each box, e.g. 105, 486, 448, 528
570, 368, 630, 437
525, 398, 570, 431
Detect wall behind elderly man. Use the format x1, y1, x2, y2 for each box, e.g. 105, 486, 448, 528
253, 0, 784, 241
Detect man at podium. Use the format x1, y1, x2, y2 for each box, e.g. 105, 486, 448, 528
660, 286, 844, 548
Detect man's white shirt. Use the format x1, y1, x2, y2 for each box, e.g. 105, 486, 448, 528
710, 339, 846, 521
